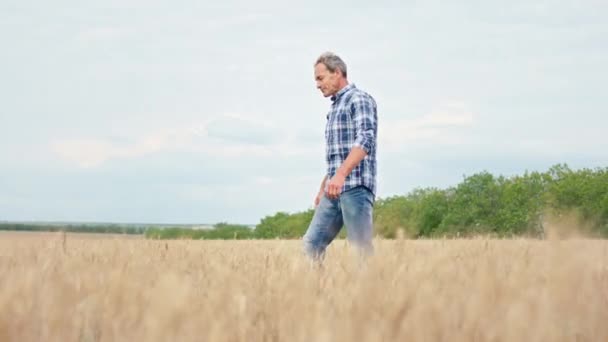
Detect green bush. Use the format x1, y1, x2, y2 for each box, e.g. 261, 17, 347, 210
243, 164, 608, 239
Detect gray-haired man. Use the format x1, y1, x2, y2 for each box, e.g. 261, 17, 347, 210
303, 52, 378, 261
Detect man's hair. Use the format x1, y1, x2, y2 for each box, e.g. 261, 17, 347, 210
315, 52, 347, 78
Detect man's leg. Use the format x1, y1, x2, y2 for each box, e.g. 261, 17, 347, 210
302, 194, 344, 262
340, 186, 374, 258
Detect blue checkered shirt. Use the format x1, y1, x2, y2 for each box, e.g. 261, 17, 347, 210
324, 83, 378, 195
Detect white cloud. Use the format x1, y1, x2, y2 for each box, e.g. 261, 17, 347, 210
50, 112, 322, 168
51, 126, 193, 168
380, 103, 475, 149
51, 137, 164, 168
75, 26, 136, 43
204, 12, 270, 30
205, 113, 279, 145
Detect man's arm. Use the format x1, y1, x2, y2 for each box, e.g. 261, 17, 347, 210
336, 147, 368, 178
318, 175, 328, 193
326, 147, 367, 198
314, 175, 328, 206
326, 95, 376, 199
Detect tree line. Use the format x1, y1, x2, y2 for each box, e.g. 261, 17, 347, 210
147, 164, 608, 239
2, 164, 606, 239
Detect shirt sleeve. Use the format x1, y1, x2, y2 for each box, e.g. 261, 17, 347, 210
350, 94, 377, 154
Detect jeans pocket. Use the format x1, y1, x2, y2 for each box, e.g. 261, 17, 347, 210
343, 186, 373, 209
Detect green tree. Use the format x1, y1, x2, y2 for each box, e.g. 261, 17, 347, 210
410, 188, 449, 237
373, 195, 415, 238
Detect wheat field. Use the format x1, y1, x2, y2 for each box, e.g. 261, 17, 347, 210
1, 231, 607, 341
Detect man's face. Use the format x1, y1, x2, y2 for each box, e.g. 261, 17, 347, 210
315, 63, 341, 97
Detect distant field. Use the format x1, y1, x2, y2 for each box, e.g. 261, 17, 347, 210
1, 232, 606, 341
0, 230, 143, 239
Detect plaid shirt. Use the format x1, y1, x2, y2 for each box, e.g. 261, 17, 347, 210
324, 83, 378, 195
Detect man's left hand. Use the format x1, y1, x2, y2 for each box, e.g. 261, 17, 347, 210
326, 173, 346, 199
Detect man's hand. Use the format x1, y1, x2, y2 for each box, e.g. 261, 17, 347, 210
326, 172, 346, 199
325, 147, 367, 199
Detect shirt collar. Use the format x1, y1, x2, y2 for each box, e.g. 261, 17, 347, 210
330, 83, 355, 103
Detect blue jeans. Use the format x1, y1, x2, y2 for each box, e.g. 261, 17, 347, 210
303, 186, 374, 261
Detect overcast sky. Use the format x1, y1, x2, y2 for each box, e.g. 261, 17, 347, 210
1, 0, 607, 224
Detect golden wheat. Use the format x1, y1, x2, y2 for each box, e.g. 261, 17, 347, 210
0, 231, 606, 341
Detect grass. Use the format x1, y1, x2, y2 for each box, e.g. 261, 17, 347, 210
1, 231, 607, 341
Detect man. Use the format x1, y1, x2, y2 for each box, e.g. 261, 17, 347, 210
303, 52, 378, 262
